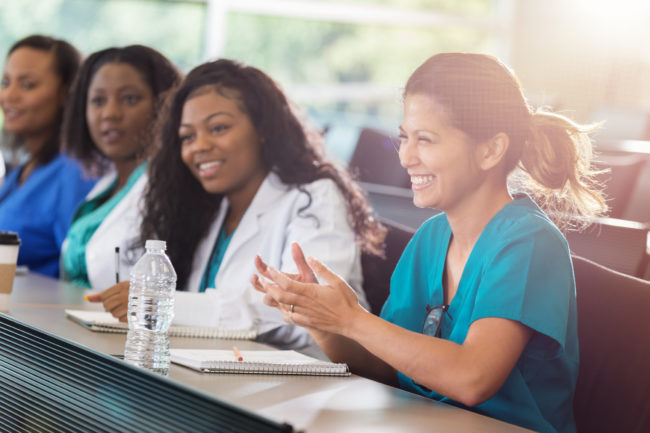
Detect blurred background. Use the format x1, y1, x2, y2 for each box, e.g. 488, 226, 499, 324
2, 0, 650, 225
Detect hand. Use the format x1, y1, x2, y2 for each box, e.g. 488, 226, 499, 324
251, 242, 318, 309
251, 243, 364, 337
86, 281, 130, 322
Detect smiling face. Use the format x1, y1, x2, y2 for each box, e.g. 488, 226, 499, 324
398, 93, 483, 212
0, 47, 64, 140
179, 86, 268, 205
85, 62, 154, 163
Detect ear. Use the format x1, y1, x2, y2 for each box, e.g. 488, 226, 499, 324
475, 132, 509, 171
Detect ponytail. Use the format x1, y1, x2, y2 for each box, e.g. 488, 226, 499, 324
512, 109, 607, 230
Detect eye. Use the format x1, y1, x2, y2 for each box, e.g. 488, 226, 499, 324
20, 81, 36, 90
179, 133, 195, 146
89, 95, 106, 107
0, 78, 8, 89
210, 124, 229, 134
123, 94, 141, 105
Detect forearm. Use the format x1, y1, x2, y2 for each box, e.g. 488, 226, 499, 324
309, 326, 399, 387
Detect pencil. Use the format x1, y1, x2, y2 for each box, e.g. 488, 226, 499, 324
232, 346, 243, 362
114, 246, 120, 284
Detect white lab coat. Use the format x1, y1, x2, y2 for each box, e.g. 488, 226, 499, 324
174, 172, 366, 349
78, 170, 147, 290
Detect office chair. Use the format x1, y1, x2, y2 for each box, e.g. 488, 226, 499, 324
361, 218, 415, 315
572, 255, 650, 433
348, 127, 411, 189
594, 155, 646, 219
565, 217, 650, 278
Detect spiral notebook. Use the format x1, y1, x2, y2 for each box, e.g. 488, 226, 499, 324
170, 348, 350, 376
65, 309, 257, 340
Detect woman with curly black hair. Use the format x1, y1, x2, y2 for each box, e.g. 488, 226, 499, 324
89, 59, 385, 349
61, 45, 180, 289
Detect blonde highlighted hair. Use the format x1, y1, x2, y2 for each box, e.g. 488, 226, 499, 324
405, 53, 606, 230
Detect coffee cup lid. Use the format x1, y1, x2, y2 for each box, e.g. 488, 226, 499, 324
0, 231, 21, 245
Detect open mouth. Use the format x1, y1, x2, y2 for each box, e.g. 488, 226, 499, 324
102, 129, 125, 143
197, 160, 224, 178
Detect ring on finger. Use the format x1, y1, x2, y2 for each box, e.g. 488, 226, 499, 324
290, 304, 295, 313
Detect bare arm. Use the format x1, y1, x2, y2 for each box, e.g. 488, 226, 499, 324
253, 243, 532, 406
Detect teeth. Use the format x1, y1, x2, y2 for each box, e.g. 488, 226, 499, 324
411, 175, 434, 185
199, 161, 223, 170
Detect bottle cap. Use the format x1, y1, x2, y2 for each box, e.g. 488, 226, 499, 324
145, 240, 166, 250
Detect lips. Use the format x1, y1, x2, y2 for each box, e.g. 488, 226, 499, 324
410, 175, 435, 191
197, 160, 224, 178
1, 107, 24, 121
101, 129, 125, 144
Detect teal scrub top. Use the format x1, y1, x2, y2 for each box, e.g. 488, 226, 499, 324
380, 194, 578, 433
198, 224, 234, 292
62, 163, 147, 288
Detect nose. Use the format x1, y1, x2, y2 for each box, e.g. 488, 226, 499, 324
191, 131, 214, 152
398, 136, 418, 168
101, 97, 123, 120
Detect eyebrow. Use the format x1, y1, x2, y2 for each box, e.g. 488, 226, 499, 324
399, 125, 440, 137
179, 111, 234, 128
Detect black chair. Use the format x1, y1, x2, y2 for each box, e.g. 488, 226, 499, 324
362, 218, 415, 315
348, 127, 411, 189
572, 255, 650, 433
565, 217, 650, 278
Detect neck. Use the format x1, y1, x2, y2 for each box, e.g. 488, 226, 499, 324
112, 158, 141, 192
224, 170, 268, 235
445, 182, 512, 255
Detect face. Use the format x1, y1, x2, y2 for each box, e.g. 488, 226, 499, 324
85, 62, 154, 162
0, 47, 64, 139
179, 86, 267, 202
398, 93, 483, 211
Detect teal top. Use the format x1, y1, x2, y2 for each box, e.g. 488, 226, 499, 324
380, 194, 578, 433
199, 224, 234, 292
62, 163, 147, 288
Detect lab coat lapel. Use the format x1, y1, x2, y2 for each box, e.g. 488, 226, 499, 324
217, 173, 287, 274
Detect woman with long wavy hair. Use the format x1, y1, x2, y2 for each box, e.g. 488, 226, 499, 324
89, 59, 384, 349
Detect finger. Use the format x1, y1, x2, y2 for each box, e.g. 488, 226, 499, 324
291, 243, 317, 283
259, 277, 304, 306
266, 265, 314, 297
255, 255, 300, 281
250, 274, 267, 293
111, 305, 128, 321
85, 293, 102, 302
306, 256, 345, 286
262, 294, 281, 308
101, 281, 130, 298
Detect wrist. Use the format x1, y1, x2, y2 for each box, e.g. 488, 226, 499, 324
341, 304, 371, 340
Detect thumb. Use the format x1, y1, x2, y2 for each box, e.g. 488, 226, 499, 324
85, 293, 102, 302
306, 256, 343, 286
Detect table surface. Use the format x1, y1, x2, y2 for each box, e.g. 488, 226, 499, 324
6, 272, 532, 433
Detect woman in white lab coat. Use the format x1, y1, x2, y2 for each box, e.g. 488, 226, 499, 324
89, 59, 385, 349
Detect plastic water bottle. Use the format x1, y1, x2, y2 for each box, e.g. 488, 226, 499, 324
124, 240, 176, 375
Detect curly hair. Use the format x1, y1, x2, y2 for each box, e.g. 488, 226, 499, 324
3, 35, 81, 166
61, 45, 181, 176
405, 53, 607, 230
142, 59, 385, 289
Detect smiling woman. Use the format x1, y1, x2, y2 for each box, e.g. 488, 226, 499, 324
0, 35, 96, 278
60, 45, 180, 290
88, 59, 386, 351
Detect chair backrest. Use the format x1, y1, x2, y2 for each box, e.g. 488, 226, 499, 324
565, 217, 650, 278
348, 127, 411, 189
362, 218, 415, 315
572, 255, 650, 433
594, 155, 646, 219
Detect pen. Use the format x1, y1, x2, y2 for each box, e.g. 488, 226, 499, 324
114, 246, 120, 284
232, 346, 243, 362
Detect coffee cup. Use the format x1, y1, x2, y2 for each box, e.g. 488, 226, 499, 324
0, 231, 21, 311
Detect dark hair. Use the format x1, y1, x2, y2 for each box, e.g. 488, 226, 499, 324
142, 59, 385, 289
405, 53, 606, 229
4, 35, 81, 166
62, 45, 181, 175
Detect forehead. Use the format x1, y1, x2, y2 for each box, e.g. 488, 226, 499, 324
181, 86, 245, 121
4, 47, 56, 77
402, 93, 454, 128
88, 62, 150, 91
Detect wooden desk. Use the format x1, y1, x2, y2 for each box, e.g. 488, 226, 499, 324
6, 273, 532, 433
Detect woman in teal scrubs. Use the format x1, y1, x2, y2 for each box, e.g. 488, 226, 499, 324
60, 45, 180, 289
252, 53, 607, 433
